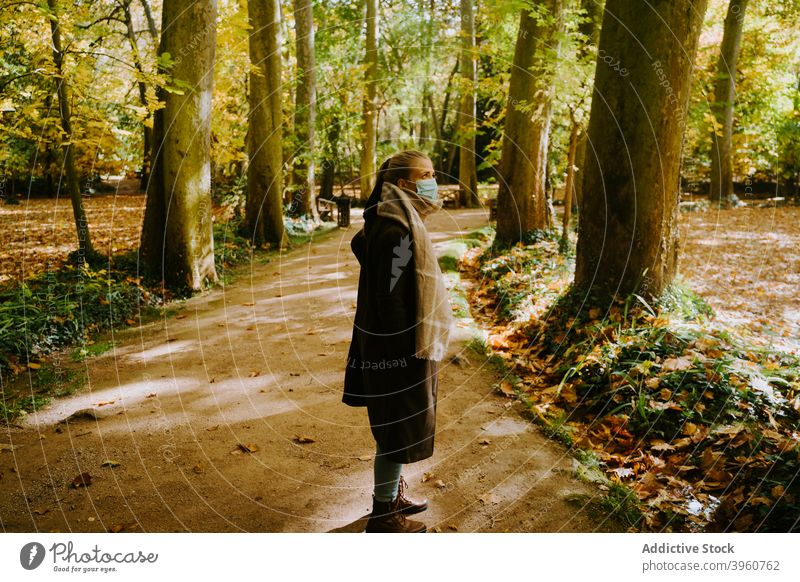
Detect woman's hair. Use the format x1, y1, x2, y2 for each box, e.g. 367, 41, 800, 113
363, 149, 430, 223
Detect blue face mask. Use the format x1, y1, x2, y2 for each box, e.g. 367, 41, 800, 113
413, 177, 438, 201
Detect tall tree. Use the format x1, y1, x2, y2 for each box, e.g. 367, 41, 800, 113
291, 0, 319, 219
46, 0, 98, 265
573, 0, 605, 210
709, 0, 749, 206
457, 0, 478, 208
245, 0, 287, 248
495, 0, 563, 246
574, 0, 709, 301
359, 0, 378, 201
139, 0, 218, 291
120, 0, 155, 190
418, 0, 436, 147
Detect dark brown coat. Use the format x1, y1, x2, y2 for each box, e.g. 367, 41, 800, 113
343, 214, 440, 464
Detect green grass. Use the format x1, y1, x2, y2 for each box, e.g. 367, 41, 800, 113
71, 340, 115, 362
1, 362, 84, 423
564, 484, 645, 531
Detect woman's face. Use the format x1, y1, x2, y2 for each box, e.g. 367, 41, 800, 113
397, 156, 435, 192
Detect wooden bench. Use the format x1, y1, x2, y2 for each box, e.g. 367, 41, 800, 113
317, 197, 336, 221
440, 187, 460, 209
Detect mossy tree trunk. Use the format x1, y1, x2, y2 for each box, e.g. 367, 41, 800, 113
121, 0, 154, 191
495, 0, 562, 246
573, 0, 605, 211
709, 0, 749, 206
457, 0, 478, 208
139, 0, 218, 291
359, 0, 378, 201
46, 0, 97, 266
574, 0, 709, 302
245, 0, 287, 248
291, 0, 319, 219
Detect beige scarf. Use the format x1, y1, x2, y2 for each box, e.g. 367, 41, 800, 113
371, 180, 454, 361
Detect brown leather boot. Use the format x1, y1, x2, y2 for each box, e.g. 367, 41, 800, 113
365, 494, 426, 533
396, 475, 428, 515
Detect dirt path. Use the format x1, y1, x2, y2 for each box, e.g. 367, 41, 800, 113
0, 208, 626, 533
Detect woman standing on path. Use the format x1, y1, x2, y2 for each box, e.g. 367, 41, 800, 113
343, 149, 455, 533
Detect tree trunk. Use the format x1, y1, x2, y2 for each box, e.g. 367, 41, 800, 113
709, 0, 749, 205
561, 113, 579, 245
291, 0, 319, 219
359, 0, 378, 201
418, 0, 435, 147
431, 59, 458, 174
320, 118, 341, 202
46, 0, 96, 265
574, 0, 709, 302
458, 0, 479, 208
495, 0, 562, 246
139, 0, 218, 291
245, 0, 287, 248
139, 0, 159, 40
121, 0, 153, 191
573, 0, 605, 211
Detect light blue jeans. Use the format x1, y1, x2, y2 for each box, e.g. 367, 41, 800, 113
373, 442, 403, 502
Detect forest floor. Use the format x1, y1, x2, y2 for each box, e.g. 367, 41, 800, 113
0, 206, 631, 533
2, 199, 797, 533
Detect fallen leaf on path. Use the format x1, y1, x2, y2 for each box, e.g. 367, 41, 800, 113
236, 443, 259, 453
293, 435, 316, 444
248, 371, 260, 377
175, 314, 188, 319
146, 393, 157, 398
422, 472, 435, 482
70, 473, 92, 488
95, 400, 115, 407
498, 380, 515, 397
433, 479, 446, 489
651, 441, 674, 452
206, 425, 220, 431
662, 357, 693, 372
33, 507, 49, 515
101, 460, 121, 468
610, 467, 634, 479
357, 455, 372, 461
193, 463, 204, 474
109, 524, 124, 533
478, 438, 491, 446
